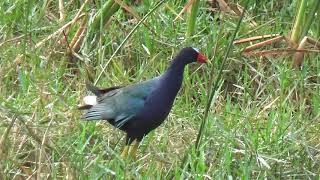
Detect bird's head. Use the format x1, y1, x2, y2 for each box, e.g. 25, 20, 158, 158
178, 47, 207, 64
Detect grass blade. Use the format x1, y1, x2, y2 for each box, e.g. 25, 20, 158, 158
91, 0, 120, 32
301, 0, 320, 38
94, 0, 167, 85
186, 0, 200, 38
290, 0, 307, 44
195, 0, 250, 152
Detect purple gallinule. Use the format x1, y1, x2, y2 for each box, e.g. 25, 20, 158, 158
79, 47, 207, 158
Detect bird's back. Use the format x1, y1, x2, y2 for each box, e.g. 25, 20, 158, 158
123, 69, 185, 138
83, 77, 160, 128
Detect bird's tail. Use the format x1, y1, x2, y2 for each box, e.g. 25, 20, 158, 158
78, 90, 105, 120
78, 95, 97, 110
78, 81, 121, 120
78, 96, 103, 120
82, 104, 107, 120
78, 80, 101, 110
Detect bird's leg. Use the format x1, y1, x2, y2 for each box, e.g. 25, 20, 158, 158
128, 140, 139, 159
120, 145, 129, 159
121, 136, 133, 159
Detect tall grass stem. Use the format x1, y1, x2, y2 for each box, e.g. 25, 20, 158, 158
94, 0, 167, 85
290, 0, 307, 44
186, 0, 200, 39
301, 0, 320, 38
194, 0, 250, 151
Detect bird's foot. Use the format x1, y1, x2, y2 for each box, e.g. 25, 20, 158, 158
120, 140, 139, 160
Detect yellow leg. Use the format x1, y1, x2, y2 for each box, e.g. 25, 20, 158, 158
121, 145, 129, 159
128, 140, 139, 159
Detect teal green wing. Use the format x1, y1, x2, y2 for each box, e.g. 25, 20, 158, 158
83, 77, 160, 128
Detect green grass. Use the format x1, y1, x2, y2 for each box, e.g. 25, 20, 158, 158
0, 0, 319, 179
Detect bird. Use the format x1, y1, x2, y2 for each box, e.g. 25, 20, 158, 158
79, 47, 207, 158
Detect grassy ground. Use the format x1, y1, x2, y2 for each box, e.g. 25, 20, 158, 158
0, 0, 319, 179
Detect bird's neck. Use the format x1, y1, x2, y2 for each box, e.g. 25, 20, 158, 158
161, 58, 186, 94
166, 56, 187, 75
